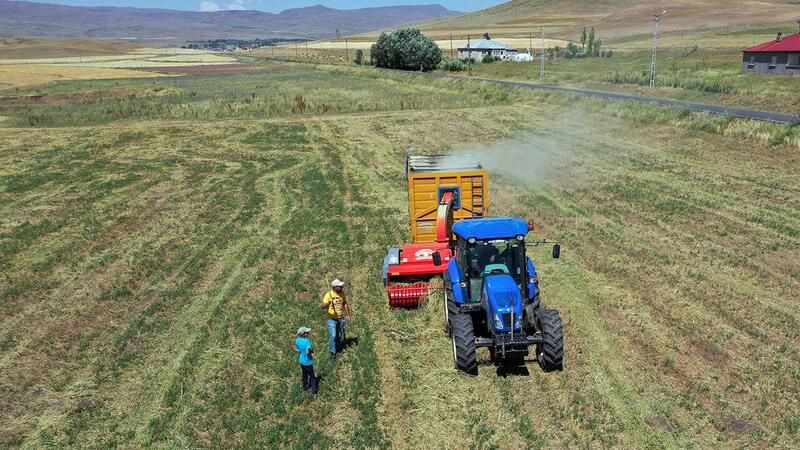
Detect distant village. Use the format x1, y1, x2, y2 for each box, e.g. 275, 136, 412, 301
183, 38, 309, 52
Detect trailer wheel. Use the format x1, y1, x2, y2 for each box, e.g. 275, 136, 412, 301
451, 313, 478, 376
536, 309, 564, 372
443, 289, 459, 336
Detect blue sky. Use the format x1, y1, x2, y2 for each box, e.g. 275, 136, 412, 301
20, 0, 506, 13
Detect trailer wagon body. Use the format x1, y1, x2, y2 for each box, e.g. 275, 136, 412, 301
406, 155, 488, 243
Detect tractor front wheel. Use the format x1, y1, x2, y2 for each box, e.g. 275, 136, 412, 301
536, 309, 564, 372
443, 289, 459, 336
451, 313, 478, 375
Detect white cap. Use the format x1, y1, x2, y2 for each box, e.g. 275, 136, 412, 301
297, 326, 311, 335
331, 279, 345, 287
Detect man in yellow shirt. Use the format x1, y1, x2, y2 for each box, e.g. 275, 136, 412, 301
320, 279, 351, 358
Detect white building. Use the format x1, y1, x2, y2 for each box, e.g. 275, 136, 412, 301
512, 53, 533, 62
458, 33, 518, 61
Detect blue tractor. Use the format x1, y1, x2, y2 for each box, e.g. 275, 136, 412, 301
437, 217, 564, 375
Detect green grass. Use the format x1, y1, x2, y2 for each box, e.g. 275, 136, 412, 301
0, 63, 518, 127
459, 44, 800, 114
0, 60, 798, 448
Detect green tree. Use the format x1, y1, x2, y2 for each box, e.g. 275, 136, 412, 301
580, 27, 587, 53
439, 58, 464, 71
564, 42, 580, 59
587, 27, 595, 56
593, 39, 602, 57
370, 28, 442, 71
354, 49, 364, 65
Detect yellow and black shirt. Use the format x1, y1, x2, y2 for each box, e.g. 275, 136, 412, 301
322, 290, 347, 319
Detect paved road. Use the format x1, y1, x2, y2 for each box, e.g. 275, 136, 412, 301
255, 57, 800, 124
425, 73, 800, 124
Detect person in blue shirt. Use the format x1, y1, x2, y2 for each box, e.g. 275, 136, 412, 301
295, 326, 318, 396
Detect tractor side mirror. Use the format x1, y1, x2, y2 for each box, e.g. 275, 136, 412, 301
432, 251, 442, 266
552, 244, 561, 259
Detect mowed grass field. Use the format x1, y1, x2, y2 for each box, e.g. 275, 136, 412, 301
0, 61, 798, 448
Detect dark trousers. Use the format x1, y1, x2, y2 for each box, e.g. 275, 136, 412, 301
301, 364, 318, 394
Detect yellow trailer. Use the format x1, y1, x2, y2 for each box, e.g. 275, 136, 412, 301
406, 155, 488, 243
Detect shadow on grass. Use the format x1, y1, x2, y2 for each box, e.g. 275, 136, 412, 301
341, 336, 359, 351
496, 364, 531, 378
478, 357, 533, 377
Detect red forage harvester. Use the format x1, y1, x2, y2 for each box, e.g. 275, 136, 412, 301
382, 155, 488, 308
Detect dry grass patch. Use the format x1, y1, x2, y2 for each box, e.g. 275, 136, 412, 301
0, 48, 237, 69
0, 38, 142, 60
0, 64, 158, 91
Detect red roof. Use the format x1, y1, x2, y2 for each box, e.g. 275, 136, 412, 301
743, 33, 800, 52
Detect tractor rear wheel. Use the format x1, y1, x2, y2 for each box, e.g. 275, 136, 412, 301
536, 309, 564, 372
451, 313, 478, 375
443, 289, 459, 336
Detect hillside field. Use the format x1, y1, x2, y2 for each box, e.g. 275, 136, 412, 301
400, 0, 800, 42
0, 38, 144, 59
0, 61, 799, 448
0, 47, 240, 91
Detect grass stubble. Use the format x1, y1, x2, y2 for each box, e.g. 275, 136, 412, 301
0, 60, 798, 448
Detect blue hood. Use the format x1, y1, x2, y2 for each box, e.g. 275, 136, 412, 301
482, 274, 523, 332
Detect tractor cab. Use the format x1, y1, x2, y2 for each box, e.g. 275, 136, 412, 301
446, 218, 539, 313
460, 236, 528, 303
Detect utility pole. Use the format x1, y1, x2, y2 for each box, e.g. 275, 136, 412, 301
305, 40, 308, 59
540, 27, 545, 80
650, 10, 667, 89
529, 31, 532, 57
345, 39, 349, 62
450, 33, 454, 59
295, 42, 298, 59
467, 33, 472, 76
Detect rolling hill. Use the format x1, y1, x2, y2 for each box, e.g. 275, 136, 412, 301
380, 0, 800, 43
0, 0, 458, 41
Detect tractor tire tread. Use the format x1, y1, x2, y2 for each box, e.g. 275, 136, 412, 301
451, 313, 478, 375
444, 290, 459, 336
537, 308, 564, 372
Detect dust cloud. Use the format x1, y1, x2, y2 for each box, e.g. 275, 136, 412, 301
439, 132, 577, 187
